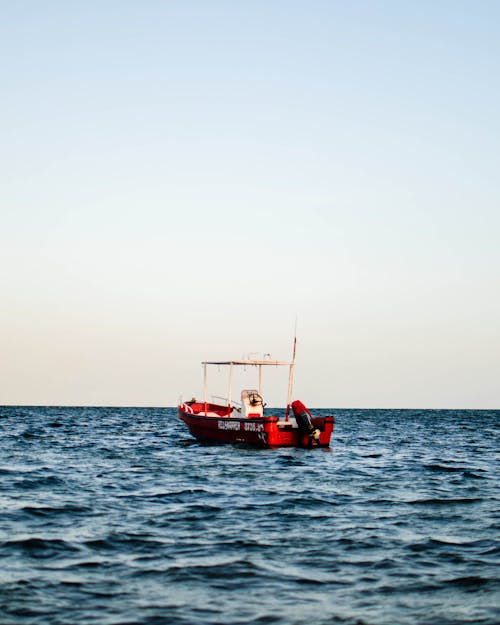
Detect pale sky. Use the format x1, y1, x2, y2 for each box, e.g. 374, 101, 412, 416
1, 1, 499, 408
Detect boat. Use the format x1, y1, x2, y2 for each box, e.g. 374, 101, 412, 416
178, 351, 334, 448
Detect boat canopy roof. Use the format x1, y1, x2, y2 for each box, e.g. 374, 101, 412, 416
202, 360, 291, 366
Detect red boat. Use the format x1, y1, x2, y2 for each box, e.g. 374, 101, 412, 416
178, 357, 334, 448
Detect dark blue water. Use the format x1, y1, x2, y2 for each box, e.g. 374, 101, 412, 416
0, 407, 498, 625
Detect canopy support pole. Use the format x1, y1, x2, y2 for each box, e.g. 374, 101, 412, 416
203, 363, 207, 415
228, 363, 233, 414
285, 363, 294, 421
258, 365, 262, 396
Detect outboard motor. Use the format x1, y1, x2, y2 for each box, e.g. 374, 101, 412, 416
291, 400, 320, 446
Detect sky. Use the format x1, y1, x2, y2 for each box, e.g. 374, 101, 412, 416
1, 1, 499, 408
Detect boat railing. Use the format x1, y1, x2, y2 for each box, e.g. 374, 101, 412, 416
211, 395, 242, 409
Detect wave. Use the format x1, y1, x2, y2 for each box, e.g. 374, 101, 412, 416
407, 497, 484, 505
21, 504, 93, 517
1, 537, 80, 557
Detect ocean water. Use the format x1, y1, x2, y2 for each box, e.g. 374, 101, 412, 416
0, 407, 498, 625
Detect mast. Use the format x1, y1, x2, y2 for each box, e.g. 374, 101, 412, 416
285, 322, 298, 420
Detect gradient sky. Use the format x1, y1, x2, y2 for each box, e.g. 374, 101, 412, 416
1, 1, 499, 407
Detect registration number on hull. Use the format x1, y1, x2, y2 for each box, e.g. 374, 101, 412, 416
217, 420, 264, 432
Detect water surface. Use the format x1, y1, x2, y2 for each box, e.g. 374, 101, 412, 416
0, 407, 498, 624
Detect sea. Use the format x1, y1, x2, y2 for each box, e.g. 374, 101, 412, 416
0, 406, 498, 625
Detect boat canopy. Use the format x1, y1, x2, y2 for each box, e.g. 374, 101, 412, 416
201, 359, 293, 410
202, 360, 291, 366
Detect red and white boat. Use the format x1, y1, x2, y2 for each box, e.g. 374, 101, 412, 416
178, 354, 334, 448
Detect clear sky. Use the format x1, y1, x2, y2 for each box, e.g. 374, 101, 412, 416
1, 1, 499, 407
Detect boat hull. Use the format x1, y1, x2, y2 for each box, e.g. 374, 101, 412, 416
178, 404, 334, 448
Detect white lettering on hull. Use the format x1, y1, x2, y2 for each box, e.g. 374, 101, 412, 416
217, 420, 266, 436
243, 422, 264, 432
217, 420, 241, 431
217, 420, 265, 433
